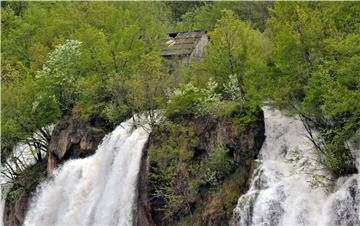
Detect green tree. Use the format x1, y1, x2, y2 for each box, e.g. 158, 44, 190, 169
176, 2, 272, 32
268, 2, 360, 176
125, 53, 170, 122
1, 78, 60, 162
191, 10, 270, 104
36, 40, 82, 114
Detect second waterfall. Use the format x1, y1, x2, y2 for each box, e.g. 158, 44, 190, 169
232, 106, 360, 225
24, 118, 150, 226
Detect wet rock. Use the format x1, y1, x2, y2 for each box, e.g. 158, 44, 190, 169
136, 141, 156, 226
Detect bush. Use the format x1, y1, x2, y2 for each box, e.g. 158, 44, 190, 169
149, 120, 203, 222
6, 160, 47, 202
223, 74, 243, 101
166, 77, 256, 123
176, 167, 250, 226
166, 82, 206, 117
201, 168, 248, 225
233, 104, 260, 131
75, 74, 112, 119
8, 187, 24, 202
206, 145, 235, 185
166, 80, 228, 120
322, 142, 357, 177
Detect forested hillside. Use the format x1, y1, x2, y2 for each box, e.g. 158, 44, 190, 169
1, 2, 359, 226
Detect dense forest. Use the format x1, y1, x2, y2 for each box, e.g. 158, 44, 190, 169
1, 1, 359, 225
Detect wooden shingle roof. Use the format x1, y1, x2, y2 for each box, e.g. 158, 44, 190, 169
161, 31, 206, 57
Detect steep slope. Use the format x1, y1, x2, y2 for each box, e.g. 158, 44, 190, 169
138, 109, 265, 225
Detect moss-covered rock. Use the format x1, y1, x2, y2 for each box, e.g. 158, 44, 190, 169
137, 107, 265, 226
3, 160, 47, 226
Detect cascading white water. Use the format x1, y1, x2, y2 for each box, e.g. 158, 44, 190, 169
1, 126, 53, 226
1, 144, 39, 226
233, 106, 360, 226
24, 118, 150, 226
0, 192, 5, 226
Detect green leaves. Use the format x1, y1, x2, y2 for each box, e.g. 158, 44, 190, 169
166, 83, 206, 116
191, 9, 270, 107
1, 77, 60, 159
2, 1, 358, 181
176, 2, 271, 32
207, 145, 235, 183
268, 2, 360, 176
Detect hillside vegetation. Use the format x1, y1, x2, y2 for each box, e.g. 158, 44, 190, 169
1, 2, 359, 224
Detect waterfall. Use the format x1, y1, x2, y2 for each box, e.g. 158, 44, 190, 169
24, 118, 150, 226
233, 106, 360, 226
0, 195, 4, 226
1, 126, 53, 226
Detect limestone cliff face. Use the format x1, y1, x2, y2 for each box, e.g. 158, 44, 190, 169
47, 117, 108, 175
137, 109, 265, 226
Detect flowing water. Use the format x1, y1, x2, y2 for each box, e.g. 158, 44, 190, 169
24, 118, 150, 226
3, 107, 359, 226
1, 126, 53, 226
233, 106, 360, 226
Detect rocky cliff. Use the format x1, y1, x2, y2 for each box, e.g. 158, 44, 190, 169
136, 141, 156, 226
137, 108, 265, 225
4, 109, 265, 226
3, 117, 109, 226
47, 117, 108, 175
3, 161, 47, 226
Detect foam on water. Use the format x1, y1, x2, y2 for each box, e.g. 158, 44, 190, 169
24, 118, 150, 226
233, 106, 360, 226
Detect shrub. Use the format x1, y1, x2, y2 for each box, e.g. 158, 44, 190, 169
322, 142, 357, 177
206, 145, 235, 183
223, 74, 243, 101
166, 82, 206, 117
149, 120, 203, 221
8, 187, 24, 202
201, 168, 247, 225
166, 79, 227, 120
